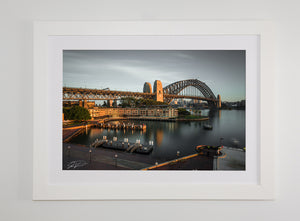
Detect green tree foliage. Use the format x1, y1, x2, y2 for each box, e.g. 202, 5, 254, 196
63, 106, 91, 121
120, 97, 167, 107
177, 108, 191, 116
120, 97, 137, 107
137, 98, 166, 106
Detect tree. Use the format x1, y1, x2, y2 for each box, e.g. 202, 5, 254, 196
112, 100, 117, 107
120, 97, 136, 107
120, 97, 168, 107
177, 108, 191, 116
63, 107, 71, 120
63, 106, 91, 121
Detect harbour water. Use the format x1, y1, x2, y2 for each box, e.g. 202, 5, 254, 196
69, 109, 245, 163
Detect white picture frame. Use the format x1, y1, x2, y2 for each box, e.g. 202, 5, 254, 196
33, 21, 275, 200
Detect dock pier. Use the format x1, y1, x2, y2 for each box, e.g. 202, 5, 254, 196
91, 137, 154, 154
96, 122, 146, 131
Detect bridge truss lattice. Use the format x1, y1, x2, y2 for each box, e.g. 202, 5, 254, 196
163, 79, 217, 105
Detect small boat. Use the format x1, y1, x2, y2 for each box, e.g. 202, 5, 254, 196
135, 145, 153, 154
203, 124, 213, 130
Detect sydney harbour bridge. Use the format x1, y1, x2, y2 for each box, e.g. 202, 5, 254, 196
63, 79, 221, 108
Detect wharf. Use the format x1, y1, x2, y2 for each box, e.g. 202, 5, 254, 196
91, 138, 154, 154
63, 127, 84, 142
142, 146, 245, 170
96, 122, 146, 130
143, 153, 214, 170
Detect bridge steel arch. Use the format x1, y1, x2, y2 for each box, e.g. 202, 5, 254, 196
163, 79, 219, 106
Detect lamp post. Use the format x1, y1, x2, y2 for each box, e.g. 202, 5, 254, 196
67, 145, 71, 158
177, 150, 180, 158
114, 154, 118, 168
176, 150, 180, 169
89, 149, 92, 163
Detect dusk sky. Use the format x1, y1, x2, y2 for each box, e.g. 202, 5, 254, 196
63, 50, 245, 102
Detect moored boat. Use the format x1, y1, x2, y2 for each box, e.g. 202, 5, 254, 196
203, 124, 213, 130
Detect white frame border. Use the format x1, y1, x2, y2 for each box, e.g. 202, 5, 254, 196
33, 21, 275, 200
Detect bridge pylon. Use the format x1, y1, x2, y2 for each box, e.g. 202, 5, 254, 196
107, 99, 113, 107
153, 80, 164, 102
217, 94, 221, 108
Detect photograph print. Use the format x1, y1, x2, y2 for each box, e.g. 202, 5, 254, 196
62, 50, 245, 170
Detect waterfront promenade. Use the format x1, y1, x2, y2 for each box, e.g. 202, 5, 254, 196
63, 142, 245, 170
63, 143, 155, 170
63, 143, 215, 170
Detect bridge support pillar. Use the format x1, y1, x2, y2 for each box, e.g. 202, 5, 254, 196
154, 80, 164, 102
143, 82, 152, 93
107, 99, 113, 107
217, 94, 221, 108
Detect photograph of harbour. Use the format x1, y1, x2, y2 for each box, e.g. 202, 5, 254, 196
62, 50, 246, 170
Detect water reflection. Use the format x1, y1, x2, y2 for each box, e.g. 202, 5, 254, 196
155, 129, 164, 146
70, 110, 245, 161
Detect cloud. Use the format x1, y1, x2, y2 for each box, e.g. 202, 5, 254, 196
63, 50, 245, 101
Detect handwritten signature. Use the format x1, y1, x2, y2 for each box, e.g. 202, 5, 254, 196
66, 160, 88, 169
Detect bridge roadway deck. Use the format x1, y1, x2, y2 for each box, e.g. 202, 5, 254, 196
63, 87, 217, 102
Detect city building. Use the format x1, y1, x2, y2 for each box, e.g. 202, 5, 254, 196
88, 107, 178, 119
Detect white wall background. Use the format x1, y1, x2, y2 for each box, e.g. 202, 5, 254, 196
0, 0, 299, 220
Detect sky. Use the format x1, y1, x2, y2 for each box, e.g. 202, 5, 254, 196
63, 50, 245, 102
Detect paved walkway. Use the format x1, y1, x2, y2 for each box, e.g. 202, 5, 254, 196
63, 143, 155, 170
145, 154, 214, 170
62, 144, 245, 170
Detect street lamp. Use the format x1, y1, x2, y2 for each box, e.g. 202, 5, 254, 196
176, 150, 181, 169
67, 145, 71, 158
89, 149, 92, 163
114, 154, 118, 168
